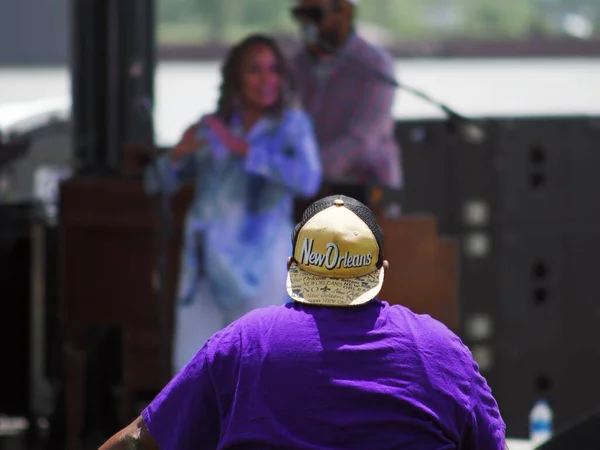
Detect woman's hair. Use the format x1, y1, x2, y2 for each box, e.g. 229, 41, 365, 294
216, 34, 292, 124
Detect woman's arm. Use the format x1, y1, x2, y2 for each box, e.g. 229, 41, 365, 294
144, 123, 206, 196
244, 109, 322, 198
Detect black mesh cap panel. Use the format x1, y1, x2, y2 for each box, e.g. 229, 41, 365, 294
291, 195, 385, 267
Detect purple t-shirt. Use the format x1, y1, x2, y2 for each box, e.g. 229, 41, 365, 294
142, 300, 505, 449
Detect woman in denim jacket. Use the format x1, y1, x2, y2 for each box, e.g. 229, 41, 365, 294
145, 34, 322, 373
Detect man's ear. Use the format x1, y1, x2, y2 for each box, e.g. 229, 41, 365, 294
287, 257, 293, 270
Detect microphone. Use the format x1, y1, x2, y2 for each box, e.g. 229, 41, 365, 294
314, 38, 487, 145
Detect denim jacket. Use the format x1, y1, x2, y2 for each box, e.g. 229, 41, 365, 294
144, 108, 322, 310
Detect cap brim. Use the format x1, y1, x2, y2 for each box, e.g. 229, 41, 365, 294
286, 262, 384, 306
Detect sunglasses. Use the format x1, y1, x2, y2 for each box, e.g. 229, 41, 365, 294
290, 6, 326, 24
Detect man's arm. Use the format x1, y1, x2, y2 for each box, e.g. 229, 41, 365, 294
99, 335, 225, 450
99, 416, 158, 450
460, 362, 507, 450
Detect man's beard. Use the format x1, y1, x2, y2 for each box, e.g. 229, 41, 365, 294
319, 28, 342, 50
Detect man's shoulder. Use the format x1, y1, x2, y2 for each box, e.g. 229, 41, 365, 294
351, 34, 395, 73
385, 302, 469, 356
235, 303, 297, 329
386, 303, 478, 396
202, 305, 293, 355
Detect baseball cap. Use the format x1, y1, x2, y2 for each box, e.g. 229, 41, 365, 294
286, 195, 385, 306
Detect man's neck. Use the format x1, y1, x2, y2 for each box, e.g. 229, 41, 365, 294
309, 25, 354, 59
336, 24, 353, 49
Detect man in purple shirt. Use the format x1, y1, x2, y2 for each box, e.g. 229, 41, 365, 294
100, 195, 506, 449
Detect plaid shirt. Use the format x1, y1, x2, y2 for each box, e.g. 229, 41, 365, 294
292, 33, 403, 189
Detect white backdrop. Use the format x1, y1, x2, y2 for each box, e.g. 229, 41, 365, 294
1, 58, 600, 146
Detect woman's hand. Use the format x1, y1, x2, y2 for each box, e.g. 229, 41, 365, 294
201, 115, 248, 156
172, 124, 205, 161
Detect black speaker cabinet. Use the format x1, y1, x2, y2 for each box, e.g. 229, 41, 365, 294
398, 115, 600, 438
0, 204, 32, 415
395, 119, 454, 233
0, 203, 60, 418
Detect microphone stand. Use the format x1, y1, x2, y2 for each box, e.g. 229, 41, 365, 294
393, 81, 486, 145
315, 39, 487, 144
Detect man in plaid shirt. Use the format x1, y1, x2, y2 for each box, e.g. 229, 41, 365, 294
291, 0, 403, 194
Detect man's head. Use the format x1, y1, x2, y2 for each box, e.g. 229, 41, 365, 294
291, 0, 357, 52
286, 195, 389, 306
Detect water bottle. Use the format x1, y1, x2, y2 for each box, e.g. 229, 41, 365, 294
529, 398, 553, 447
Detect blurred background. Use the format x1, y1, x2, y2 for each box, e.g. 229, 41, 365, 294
1, 0, 600, 449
